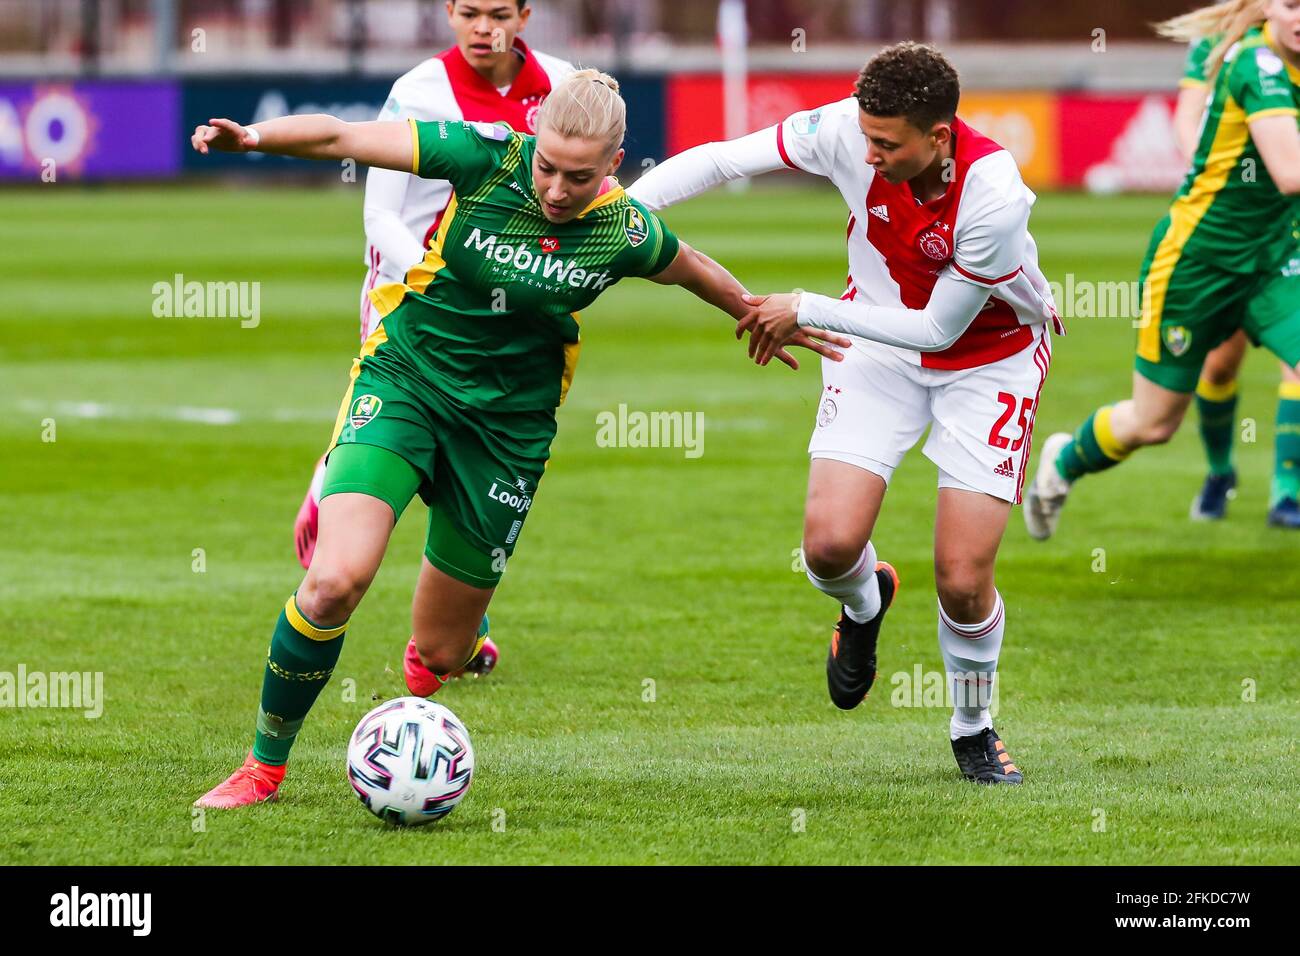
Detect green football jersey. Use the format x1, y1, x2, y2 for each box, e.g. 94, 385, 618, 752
367, 119, 681, 411
1171, 24, 1300, 273
1180, 35, 1214, 88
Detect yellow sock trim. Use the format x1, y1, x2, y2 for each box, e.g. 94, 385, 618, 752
284, 596, 348, 641
1278, 381, 1300, 401
1094, 405, 1134, 462
1196, 378, 1239, 402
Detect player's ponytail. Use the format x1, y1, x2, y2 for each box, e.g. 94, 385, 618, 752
536, 68, 627, 154
1154, 0, 1268, 81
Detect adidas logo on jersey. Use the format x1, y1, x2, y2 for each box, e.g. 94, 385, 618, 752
869, 204, 891, 223
994, 457, 1016, 478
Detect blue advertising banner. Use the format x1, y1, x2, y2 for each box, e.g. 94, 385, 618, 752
612, 74, 666, 180
0, 73, 665, 181
182, 73, 666, 178
0, 81, 180, 180
182, 78, 393, 172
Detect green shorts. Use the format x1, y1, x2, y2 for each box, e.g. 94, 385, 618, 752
1134, 224, 1300, 392
321, 358, 557, 589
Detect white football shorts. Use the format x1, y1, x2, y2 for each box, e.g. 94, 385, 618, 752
808, 326, 1052, 503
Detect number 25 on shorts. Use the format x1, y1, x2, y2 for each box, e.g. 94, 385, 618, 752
988, 392, 1036, 451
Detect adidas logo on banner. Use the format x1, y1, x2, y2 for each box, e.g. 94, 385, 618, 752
869, 204, 890, 223
1083, 96, 1186, 194
994, 457, 1016, 478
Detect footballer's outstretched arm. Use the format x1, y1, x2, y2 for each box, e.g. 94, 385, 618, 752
649, 241, 851, 370
740, 271, 993, 365
191, 116, 415, 173
363, 168, 427, 274
740, 189, 1039, 363
628, 127, 792, 211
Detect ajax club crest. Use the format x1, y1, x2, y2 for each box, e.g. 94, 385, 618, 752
818, 397, 838, 427
918, 229, 950, 261
350, 394, 382, 429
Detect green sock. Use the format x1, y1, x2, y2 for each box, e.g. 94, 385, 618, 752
252, 596, 347, 766
1056, 405, 1133, 483
1195, 378, 1238, 477
1272, 384, 1300, 504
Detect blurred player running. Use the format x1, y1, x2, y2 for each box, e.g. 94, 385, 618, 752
294, 0, 575, 679
1164, 2, 1300, 526
1026, 0, 1300, 539
189, 71, 849, 808
632, 43, 1063, 784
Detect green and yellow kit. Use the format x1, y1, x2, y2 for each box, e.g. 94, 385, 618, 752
324, 119, 680, 587
1137, 23, 1300, 392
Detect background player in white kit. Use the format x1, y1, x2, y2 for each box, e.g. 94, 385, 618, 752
294, 0, 573, 567
291, 0, 573, 678
631, 42, 1061, 784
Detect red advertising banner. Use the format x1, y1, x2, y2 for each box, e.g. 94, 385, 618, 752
1055, 93, 1185, 192
666, 77, 1189, 193
666, 73, 856, 155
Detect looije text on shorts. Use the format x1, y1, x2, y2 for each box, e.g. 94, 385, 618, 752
487, 478, 532, 513
0, 664, 104, 718
595, 403, 705, 459
151, 272, 261, 328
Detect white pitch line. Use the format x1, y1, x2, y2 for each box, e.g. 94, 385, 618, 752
17, 400, 328, 426
18, 400, 772, 431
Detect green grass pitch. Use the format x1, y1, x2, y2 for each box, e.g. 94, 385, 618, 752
1, 184, 1296, 865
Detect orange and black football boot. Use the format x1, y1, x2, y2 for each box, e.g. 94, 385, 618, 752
951, 727, 1023, 785
825, 561, 899, 710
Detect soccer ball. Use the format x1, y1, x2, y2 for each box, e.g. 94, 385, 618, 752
346, 697, 475, 826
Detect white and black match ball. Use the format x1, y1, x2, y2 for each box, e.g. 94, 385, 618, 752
346, 697, 475, 826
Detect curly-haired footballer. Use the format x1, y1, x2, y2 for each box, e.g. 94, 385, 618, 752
633, 42, 1064, 784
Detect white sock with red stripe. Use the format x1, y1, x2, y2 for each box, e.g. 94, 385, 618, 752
937, 591, 1005, 740
805, 542, 882, 623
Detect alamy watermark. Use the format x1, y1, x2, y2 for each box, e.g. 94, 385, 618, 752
49, 886, 150, 936
595, 403, 705, 459
889, 664, 999, 716
1, 665, 104, 718
1049, 274, 1151, 325
151, 273, 260, 328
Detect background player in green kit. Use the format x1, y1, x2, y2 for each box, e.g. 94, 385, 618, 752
1024, 0, 1300, 540
1168, 4, 1300, 526
188, 69, 850, 809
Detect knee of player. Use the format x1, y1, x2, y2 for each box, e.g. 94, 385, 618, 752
1137, 418, 1180, 446
298, 567, 368, 622
415, 639, 471, 675
1200, 367, 1238, 389
801, 535, 865, 579
934, 562, 990, 620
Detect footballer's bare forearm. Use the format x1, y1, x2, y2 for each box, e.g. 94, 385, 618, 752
649, 242, 750, 320
1249, 114, 1300, 195
678, 246, 753, 321
249, 115, 413, 172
